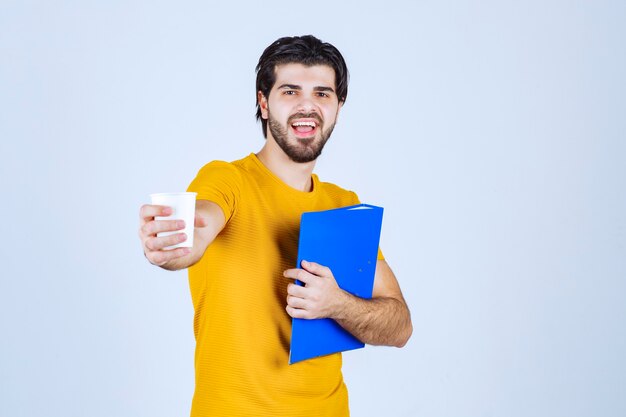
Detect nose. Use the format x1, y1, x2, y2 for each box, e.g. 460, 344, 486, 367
296, 97, 318, 114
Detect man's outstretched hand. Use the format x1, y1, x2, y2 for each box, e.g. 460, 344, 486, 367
138, 204, 207, 266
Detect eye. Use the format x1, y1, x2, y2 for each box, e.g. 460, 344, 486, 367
283, 90, 297, 96
316, 92, 329, 98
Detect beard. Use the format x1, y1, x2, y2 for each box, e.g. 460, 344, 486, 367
268, 110, 336, 163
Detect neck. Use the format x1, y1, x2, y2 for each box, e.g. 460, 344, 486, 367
256, 137, 316, 192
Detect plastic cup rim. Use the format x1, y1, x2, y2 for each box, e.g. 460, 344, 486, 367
150, 192, 197, 198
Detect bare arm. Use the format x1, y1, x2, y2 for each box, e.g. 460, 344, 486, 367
284, 260, 412, 347
139, 200, 226, 271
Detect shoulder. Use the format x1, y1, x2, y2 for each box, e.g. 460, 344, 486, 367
197, 159, 241, 176
194, 156, 252, 183
188, 157, 249, 197
188, 157, 252, 220
315, 177, 360, 206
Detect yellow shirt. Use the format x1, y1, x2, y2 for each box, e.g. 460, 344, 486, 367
187, 153, 367, 417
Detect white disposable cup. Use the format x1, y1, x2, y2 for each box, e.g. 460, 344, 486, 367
150, 192, 197, 250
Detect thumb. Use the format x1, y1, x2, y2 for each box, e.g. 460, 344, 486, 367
194, 213, 208, 228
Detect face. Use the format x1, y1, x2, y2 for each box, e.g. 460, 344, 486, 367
258, 63, 342, 163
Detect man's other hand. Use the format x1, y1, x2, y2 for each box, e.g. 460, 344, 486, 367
283, 260, 348, 320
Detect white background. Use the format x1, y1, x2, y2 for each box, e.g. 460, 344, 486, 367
1, 1, 625, 416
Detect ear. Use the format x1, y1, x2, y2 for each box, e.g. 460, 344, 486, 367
335, 100, 344, 122
258, 91, 269, 120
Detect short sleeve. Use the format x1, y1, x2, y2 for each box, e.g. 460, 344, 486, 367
187, 161, 242, 224
349, 191, 385, 261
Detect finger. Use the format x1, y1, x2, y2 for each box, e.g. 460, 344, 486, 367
194, 213, 208, 228
301, 260, 332, 277
283, 268, 312, 285
286, 305, 309, 319
144, 233, 187, 251
141, 219, 186, 237
140, 204, 173, 223
287, 283, 307, 298
146, 246, 191, 266
286, 295, 308, 309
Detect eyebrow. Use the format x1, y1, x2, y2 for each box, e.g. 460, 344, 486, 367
314, 86, 336, 93
277, 84, 336, 93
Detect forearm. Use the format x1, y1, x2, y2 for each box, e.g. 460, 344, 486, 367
333, 292, 412, 347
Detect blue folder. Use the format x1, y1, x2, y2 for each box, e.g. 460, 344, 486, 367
289, 203, 384, 364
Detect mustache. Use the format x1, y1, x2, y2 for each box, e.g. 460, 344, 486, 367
288, 112, 323, 124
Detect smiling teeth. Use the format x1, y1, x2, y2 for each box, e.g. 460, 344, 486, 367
292, 122, 316, 127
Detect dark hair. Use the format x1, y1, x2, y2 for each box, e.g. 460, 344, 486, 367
255, 35, 349, 137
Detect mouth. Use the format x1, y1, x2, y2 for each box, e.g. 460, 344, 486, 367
290, 118, 319, 139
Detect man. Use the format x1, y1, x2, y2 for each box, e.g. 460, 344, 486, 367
139, 35, 412, 417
